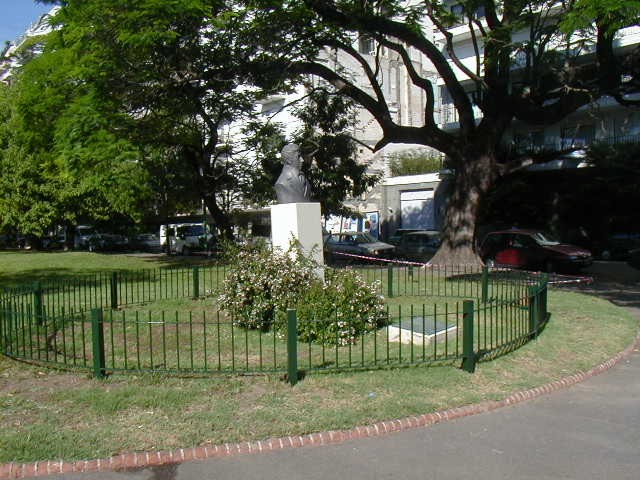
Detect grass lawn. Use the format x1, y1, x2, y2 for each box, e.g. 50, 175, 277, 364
0, 251, 637, 463
0, 250, 216, 287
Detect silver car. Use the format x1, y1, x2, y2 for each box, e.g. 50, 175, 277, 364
324, 232, 395, 262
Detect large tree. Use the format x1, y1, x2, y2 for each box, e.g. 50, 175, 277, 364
0, 31, 152, 239
40, 0, 261, 236
25, 0, 376, 236
245, 0, 640, 264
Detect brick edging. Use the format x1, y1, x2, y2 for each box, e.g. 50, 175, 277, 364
2, 334, 638, 479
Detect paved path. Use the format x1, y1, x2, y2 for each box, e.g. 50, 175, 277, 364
23, 263, 640, 480
26, 333, 640, 479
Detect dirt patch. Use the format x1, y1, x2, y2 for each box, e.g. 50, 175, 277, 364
0, 360, 93, 400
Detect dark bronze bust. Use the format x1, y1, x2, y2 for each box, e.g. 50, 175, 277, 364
275, 144, 312, 203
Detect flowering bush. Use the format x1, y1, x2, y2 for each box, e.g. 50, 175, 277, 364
284, 269, 387, 346
218, 244, 317, 330
219, 245, 387, 344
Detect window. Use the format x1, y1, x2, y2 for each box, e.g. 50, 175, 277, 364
450, 4, 464, 16
358, 36, 375, 55
440, 86, 453, 105
474, 6, 486, 19
450, 4, 465, 25
261, 98, 285, 116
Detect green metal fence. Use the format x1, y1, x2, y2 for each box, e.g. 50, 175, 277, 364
0, 265, 549, 383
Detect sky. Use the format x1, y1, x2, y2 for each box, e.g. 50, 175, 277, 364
0, 1, 54, 45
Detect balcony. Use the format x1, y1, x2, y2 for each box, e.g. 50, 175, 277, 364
507, 133, 640, 157
437, 103, 483, 129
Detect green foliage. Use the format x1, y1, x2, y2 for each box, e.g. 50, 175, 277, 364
218, 244, 386, 344
294, 89, 380, 216
388, 151, 443, 177
560, 0, 640, 34
289, 269, 386, 346
218, 244, 318, 330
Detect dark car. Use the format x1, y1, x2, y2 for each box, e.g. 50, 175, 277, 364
480, 229, 592, 272
132, 233, 161, 252
88, 233, 129, 252
324, 232, 395, 262
388, 228, 424, 246
600, 233, 640, 260
394, 230, 441, 263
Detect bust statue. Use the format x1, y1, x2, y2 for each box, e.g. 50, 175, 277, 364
275, 143, 312, 203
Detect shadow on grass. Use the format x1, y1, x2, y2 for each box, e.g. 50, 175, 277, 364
0, 250, 225, 288
562, 262, 640, 310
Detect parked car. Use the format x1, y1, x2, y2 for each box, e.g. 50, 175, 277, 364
324, 231, 395, 262
132, 233, 161, 252
479, 229, 592, 272
388, 228, 423, 246
87, 233, 129, 252
74, 225, 97, 249
41, 235, 66, 250
393, 230, 441, 263
600, 233, 640, 260
173, 224, 217, 255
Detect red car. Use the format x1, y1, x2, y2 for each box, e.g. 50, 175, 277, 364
480, 229, 592, 272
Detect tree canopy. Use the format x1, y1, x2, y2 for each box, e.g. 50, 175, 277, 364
1, 0, 378, 238
243, 0, 640, 263
3, 0, 638, 259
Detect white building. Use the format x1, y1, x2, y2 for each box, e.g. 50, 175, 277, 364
1, 7, 60, 84
434, 2, 640, 153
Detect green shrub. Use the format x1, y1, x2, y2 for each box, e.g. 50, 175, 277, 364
218, 244, 316, 330
388, 150, 443, 176
220, 246, 387, 344
287, 269, 387, 346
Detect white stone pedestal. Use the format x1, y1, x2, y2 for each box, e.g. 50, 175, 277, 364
271, 203, 324, 276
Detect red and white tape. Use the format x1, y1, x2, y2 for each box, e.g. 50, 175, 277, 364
328, 251, 594, 285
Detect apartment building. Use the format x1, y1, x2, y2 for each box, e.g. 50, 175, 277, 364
434, 2, 640, 156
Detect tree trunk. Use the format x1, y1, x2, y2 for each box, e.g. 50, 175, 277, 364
202, 193, 233, 239
429, 152, 496, 266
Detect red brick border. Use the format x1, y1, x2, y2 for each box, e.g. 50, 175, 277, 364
2, 334, 638, 479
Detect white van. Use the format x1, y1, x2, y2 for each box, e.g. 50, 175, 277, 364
160, 222, 215, 255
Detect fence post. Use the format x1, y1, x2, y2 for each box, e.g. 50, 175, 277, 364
528, 286, 539, 339
387, 265, 394, 298
540, 274, 549, 323
91, 309, 106, 379
110, 272, 118, 309
462, 300, 476, 373
0, 304, 5, 352
192, 266, 200, 299
481, 266, 489, 303
287, 309, 298, 386
33, 281, 44, 325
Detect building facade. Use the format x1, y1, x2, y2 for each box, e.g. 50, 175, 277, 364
434, 2, 640, 153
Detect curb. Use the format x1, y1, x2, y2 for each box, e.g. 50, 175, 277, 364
2, 334, 639, 479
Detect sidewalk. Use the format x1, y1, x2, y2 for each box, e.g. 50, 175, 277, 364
21, 343, 639, 480
19, 262, 640, 480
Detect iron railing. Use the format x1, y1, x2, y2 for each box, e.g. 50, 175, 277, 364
0, 265, 549, 383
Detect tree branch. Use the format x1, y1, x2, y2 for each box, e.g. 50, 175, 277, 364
324, 39, 390, 117
512, 88, 592, 125
427, 5, 487, 89
372, 35, 438, 128
288, 60, 395, 131
302, 0, 476, 135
